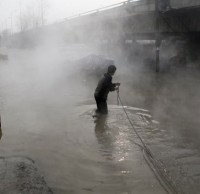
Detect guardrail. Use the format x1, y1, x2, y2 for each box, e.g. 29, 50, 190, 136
62, 0, 200, 22
63, 0, 148, 21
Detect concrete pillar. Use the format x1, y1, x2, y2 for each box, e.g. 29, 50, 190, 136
155, 38, 161, 72
155, 0, 160, 72
0, 116, 2, 140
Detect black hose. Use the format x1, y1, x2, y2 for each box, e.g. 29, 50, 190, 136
116, 90, 181, 194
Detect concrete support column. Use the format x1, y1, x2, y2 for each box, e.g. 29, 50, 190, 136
155, 38, 161, 72
155, 0, 160, 72
0, 116, 2, 140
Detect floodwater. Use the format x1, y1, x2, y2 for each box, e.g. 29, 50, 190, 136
0, 45, 200, 194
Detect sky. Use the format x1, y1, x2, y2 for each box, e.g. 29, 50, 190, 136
0, 0, 126, 32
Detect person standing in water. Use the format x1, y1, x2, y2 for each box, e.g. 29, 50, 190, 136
94, 64, 120, 115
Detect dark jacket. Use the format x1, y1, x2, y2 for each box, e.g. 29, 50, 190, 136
94, 73, 116, 100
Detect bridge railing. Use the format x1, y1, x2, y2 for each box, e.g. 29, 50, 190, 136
64, 0, 153, 21
63, 0, 200, 22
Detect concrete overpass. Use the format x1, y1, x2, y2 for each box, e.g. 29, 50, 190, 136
52, 0, 198, 71
6, 0, 200, 71
8, 0, 200, 46
59, 0, 200, 42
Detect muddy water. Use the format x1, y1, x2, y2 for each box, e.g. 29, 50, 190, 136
0, 46, 200, 194
109, 61, 200, 194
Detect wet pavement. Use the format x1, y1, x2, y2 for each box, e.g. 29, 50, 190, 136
0, 156, 53, 194
0, 46, 200, 194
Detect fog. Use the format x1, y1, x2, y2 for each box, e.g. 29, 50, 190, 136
1, 1, 200, 194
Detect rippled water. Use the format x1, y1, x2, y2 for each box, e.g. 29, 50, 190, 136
0, 46, 200, 194
115, 65, 200, 194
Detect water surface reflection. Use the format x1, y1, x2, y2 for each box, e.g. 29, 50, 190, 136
1, 46, 200, 194
94, 115, 115, 160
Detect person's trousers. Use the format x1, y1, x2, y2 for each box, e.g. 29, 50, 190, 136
94, 96, 108, 115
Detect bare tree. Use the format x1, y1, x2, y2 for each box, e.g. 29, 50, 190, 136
17, 0, 48, 32
37, 0, 48, 26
